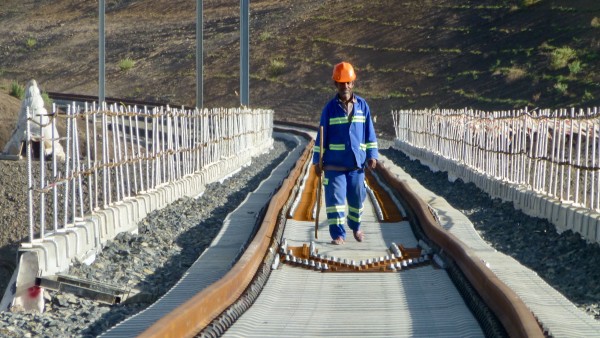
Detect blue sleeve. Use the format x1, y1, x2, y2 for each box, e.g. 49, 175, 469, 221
364, 102, 378, 160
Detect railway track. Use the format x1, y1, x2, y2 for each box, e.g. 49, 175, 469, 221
89, 125, 542, 338
42, 93, 594, 337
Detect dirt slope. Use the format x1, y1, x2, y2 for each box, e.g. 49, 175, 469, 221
0, 0, 598, 142
0, 90, 21, 150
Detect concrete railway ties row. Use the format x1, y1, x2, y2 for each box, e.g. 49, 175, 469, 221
95, 125, 559, 338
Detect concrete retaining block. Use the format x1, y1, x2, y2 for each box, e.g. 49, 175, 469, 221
54, 230, 77, 260
587, 215, 600, 242
516, 187, 529, 211
113, 203, 131, 231
123, 199, 138, 225
97, 208, 117, 243
74, 221, 94, 249
567, 205, 583, 234
135, 194, 151, 221
574, 208, 591, 237
42, 237, 66, 274
71, 224, 94, 258
539, 195, 554, 220
151, 189, 161, 211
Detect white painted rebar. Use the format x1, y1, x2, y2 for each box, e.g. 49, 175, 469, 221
143, 106, 150, 192
161, 109, 167, 185
559, 113, 567, 201
152, 108, 159, 189
26, 108, 35, 243
596, 108, 600, 211
73, 105, 85, 220
63, 105, 72, 226
102, 102, 110, 207
85, 102, 93, 213
393, 106, 600, 214
592, 114, 597, 209
23, 103, 273, 244
70, 104, 78, 222
120, 110, 131, 198
126, 108, 136, 195
575, 111, 583, 205
92, 102, 99, 211
52, 105, 59, 232
566, 109, 574, 202
111, 113, 121, 202
39, 111, 46, 238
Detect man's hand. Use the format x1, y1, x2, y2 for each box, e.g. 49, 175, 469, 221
367, 158, 377, 170
314, 163, 322, 176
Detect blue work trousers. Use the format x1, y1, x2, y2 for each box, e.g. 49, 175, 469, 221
323, 169, 366, 240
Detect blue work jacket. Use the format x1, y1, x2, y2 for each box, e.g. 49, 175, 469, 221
313, 94, 378, 168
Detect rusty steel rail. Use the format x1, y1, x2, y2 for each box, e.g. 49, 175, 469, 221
137, 133, 313, 338
376, 164, 544, 338
137, 122, 543, 337
39, 94, 543, 337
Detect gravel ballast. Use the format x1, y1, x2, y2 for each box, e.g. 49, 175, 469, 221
0, 138, 598, 337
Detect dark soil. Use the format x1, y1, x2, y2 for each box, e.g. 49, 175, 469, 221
0, 0, 599, 305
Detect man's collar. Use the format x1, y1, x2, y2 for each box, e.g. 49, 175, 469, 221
336, 94, 356, 104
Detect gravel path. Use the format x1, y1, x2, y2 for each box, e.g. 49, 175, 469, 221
0, 138, 598, 337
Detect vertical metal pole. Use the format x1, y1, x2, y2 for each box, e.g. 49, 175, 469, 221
240, 0, 249, 106
39, 112, 46, 231
196, 0, 203, 108
52, 105, 59, 232
99, 0, 106, 104
26, 108, 34, 244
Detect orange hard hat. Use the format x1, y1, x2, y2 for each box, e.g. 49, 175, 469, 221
332, 62, 356, 82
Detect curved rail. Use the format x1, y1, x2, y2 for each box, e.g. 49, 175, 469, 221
376, 164, 543, 338
42, 93, 544, 337
137, 133, 313, 337
135, 124, 543, 338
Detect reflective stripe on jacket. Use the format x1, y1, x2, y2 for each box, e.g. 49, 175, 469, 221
313, 94, 378, 168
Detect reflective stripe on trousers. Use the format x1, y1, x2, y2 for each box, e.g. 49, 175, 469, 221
323, 169, 366, 240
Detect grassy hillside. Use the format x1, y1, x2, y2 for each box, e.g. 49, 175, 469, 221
0, 0, 599, 138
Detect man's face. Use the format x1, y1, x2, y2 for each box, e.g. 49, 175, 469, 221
335, 81, 354, 100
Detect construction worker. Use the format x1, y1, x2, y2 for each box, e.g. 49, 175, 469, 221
313, 61, 378, 245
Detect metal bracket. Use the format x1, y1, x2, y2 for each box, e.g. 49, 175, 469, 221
35, 274, 150, 305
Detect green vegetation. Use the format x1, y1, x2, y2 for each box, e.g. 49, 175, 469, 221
505, 66, 527, 82
9, 81, 24, 99
453, 88, 531, 107
8, 81, 52, 107
258, 31, 273, 41
568, 60, 582, 75
25, 37, 36, 48
583, 91, 594, 101
267, 59, 286, 77
41, 91, 52, 108
456, 70, 482, 80
554, 82, 568, 96
549, 46, 577, 70
118, 58, 135, 72
521, 0, 541, 7
550, 6, 575, 12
